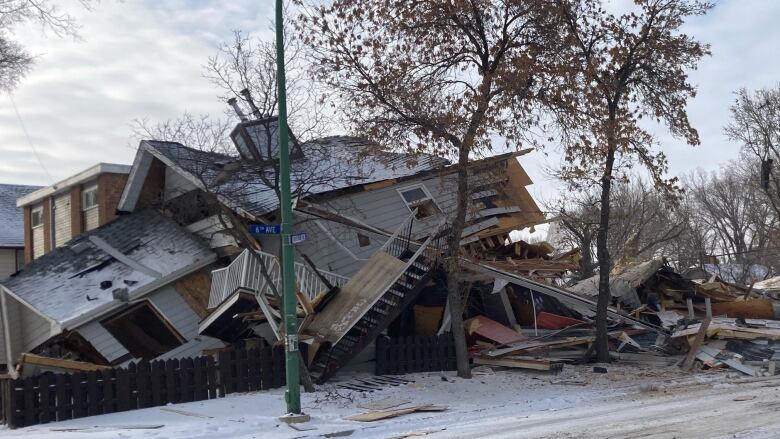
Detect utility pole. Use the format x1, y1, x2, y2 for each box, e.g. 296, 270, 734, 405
275, 0, 307, 423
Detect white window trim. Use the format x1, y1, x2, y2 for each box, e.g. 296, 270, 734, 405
31, 206, 44, 229
396, 183, 441, 216
82, 183, 99, 211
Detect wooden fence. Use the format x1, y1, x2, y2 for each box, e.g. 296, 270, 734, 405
375, 335, 456, 375
1, 346, 285, 429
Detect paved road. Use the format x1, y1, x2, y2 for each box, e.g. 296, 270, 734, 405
430, 377, 780, 439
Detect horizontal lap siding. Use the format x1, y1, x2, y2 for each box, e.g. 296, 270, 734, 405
148, 285, 199, 339
0, 249, 17, 279
53, 193, 71, 248
152, 335, 224, 362
76, 322, 129, 363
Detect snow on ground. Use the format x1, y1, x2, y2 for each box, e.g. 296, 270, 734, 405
1, 364, 774, 439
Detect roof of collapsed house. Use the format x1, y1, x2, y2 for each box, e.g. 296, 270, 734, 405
0, 184, 41, 248
0, 210, 215, 326
126, 135, 449, 217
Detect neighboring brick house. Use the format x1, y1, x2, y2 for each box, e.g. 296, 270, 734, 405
16, 163, 131, 262
0, 184, 41, 279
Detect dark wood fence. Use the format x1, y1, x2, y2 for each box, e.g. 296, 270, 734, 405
1, 346, 285, 429
375, 335, 456, 375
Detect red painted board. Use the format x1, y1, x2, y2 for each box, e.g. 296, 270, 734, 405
465, 315, 525, 345
535, 312, 585, 330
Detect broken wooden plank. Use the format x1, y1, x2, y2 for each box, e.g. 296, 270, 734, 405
487, 336, 595, 358
682, 317, 712, 371
474, 355, 564, 372
465, 315, 525, 345
358, 397, 412, 411
711, 299, 777, 320
18, 353, 110, 372
345, 405, 438, 422
159, 407, 213, 418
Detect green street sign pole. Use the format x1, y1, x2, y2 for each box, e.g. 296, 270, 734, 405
275, 0, 301, 415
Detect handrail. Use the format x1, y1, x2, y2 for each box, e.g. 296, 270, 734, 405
207, 248, 349, 309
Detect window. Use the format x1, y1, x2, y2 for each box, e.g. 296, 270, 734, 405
398, 185, 441, 219
82, 184, 98, 210
31, 206, 43, 228
101, 301, 184, 360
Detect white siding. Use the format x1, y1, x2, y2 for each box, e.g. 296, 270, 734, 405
0, 293, 53, 364
148, 284, 200, 339
0, 249, 17, 280
76, 321, 129, 363
83, 206, 99, 231
53, 193, 71, 247
32, 226, 44, 259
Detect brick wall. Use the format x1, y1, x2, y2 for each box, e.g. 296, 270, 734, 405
70, 186, 83, 236
42, 201, 51, 254
97, 173, 129, 226
23, 206, 32, 264
135, 158, 165, 209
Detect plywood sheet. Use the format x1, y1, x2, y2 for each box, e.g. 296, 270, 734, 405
307, 251, 407, 343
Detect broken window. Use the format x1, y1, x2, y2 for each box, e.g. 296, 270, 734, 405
399, 185, 441, 219
101, 301, 184, 360
357, 233, 371, 247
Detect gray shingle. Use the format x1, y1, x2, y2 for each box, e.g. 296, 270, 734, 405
0, 210, 214, 325
0, 184, 41, 248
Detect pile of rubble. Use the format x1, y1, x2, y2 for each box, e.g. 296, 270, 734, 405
462, 257, 780, 378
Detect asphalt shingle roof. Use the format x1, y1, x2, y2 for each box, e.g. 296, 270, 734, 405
0, 210, 214, 325
146, 134, 449, 217
0, 184, 41, 248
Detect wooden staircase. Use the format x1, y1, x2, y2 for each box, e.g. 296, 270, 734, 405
307, 214, 448, 383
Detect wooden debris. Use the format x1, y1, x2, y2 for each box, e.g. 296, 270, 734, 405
358, 397, 412, 411
682, 317, 712, 371
465, 315, 525, 345
345, 404, 446, 422
159, 407, 213, 418
18, 353, 110, 372
474, 355, 564, 372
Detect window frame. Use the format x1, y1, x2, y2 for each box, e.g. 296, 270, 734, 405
31, 206, 43, 229
81, 184, 98, 211
396, 184, 441, 219
100, 300, 185, 360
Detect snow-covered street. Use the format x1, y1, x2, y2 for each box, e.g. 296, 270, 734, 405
2, 364, 778, 439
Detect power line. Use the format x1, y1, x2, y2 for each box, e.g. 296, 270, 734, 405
9, 94, 53, 183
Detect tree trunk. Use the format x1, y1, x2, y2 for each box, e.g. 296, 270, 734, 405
595, 126, 618, 363
446, 142, 473, 379
580, 233, 595, 279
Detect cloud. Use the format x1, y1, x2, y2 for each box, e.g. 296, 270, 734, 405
0, 0, 273, 185
1, 0, 778, 210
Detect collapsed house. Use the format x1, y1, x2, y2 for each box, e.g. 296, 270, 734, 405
0, 210, 222, 376
110, 116, 553, 382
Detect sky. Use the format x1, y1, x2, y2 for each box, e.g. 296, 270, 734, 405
1, 0, 779, 207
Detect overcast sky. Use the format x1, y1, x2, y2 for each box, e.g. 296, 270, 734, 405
1, 0, 779, 207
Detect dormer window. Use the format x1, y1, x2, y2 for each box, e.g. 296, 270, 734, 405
31, 206, 43, 228
399, 184, 441, 219
82, 184, 98, 210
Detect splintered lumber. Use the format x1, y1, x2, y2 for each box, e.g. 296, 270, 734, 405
487, 336, 595, 358
465, 315, 525, 345
18, 353, 110, 372
358, 397, 412, 411
682, 317, 712, 371
474, 355, 564, 372
345, 405, 445, 422
711, 299, 776, 320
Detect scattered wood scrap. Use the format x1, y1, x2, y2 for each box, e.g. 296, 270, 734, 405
18, 353, 110, 372
465, 315, 525, 345
345, 405, 447, 422
473, 355, 564, 372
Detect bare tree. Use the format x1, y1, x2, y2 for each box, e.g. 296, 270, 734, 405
299, 0, 567, 378
553, 0, 711, 361
725, 86, 780, 219
550, 178, 687, 279
0, 0, 92, 91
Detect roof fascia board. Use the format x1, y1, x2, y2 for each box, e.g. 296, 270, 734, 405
62, 253, 217, 330
17, 163, 131, 207
117, 145, 155, 212
0, 283, 61, 329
